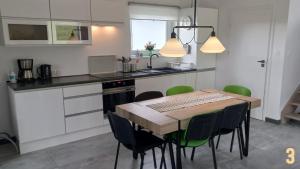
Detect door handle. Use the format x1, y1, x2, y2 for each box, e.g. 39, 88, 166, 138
257, 60, 266, 67
257, 60, 266, 64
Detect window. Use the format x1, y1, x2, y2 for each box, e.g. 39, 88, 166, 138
130, 19, 177, 57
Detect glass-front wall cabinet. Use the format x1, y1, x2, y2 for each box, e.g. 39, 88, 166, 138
52, 21, 92, 45
2, 19, 52, 45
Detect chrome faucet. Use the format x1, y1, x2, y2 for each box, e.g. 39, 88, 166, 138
147, 54, 159, 69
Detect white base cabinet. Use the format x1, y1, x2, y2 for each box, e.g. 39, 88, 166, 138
195, 71, 216, 90
136, 71, 215, 96
10, 88, 65, 143
9, 82, 107, 154
135, 72, 197, 96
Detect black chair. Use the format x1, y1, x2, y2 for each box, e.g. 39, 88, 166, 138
135, 91, 164, 102
108, 112, 167, 169
132, 91, 164, 161
214, 102, 249, 160
169, 112, 220, 169
133, 91, 164, 131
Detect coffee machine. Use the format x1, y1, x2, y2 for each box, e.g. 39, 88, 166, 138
18, 59, 34, 82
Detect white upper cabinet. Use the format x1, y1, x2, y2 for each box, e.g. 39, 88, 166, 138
91, 0, 127, 23
0, 0, 50, 19
50, 0, 91, 21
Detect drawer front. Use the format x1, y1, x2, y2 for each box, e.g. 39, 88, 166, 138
66, 111, 103, 133
63, 83, 102, 97
64, 95, 103, 116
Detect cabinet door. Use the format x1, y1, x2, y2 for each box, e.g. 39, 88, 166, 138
50, 0, 91, 21
2, 19, 53, 45
0, 0, 50, 19
14, 89, 65, 143
135, 76, 173, 96
91, 0, 127, 23
185, 72, 197, 89
195, 71, 216, 90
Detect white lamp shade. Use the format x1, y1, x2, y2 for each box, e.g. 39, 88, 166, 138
159, 38, 187, 57
200, 36, 226, 54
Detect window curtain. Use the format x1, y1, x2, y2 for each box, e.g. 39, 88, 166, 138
129, 4, 179, 21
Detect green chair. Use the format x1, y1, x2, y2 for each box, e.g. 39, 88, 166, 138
223, 85, 251, 97
166, 85, 194, 96
215, 85, 251, 152
169, 112, 221, 169
165, 86, 195, 160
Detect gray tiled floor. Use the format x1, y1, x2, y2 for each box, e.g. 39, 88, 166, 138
0, 119, 300, 169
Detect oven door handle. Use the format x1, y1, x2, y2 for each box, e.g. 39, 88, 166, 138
102, 87, 135, 95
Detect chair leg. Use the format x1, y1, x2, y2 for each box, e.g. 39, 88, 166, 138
230, 130, 236, 153
160, 143, 167, 169
237, 128, 243, 160
140, 153, 145, 169
114, 142, 120, 169
152, 148, 157, 168
183, 147, 187, 158
133, 151, 138, 159
210, 138, 218, 169
191, 147, 196, 161
168, 142, 176, 169
216, 134, 221, 149
0, 133, 19, 153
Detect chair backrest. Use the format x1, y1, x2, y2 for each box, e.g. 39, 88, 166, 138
223, 85, 251, 96
135, 91, 163, 102
166, 86, 194, 96
218, 103, 249, 130
184, 112, 220, 142
107, 113, 136, 146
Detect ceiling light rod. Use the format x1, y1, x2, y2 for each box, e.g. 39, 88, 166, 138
159, 0, 225, 57
172, 26, 215, 33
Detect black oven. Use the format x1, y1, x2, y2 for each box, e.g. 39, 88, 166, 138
102, 79, 135, 116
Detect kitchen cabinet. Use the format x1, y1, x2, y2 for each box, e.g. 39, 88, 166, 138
135, 72, 197, 96
66, 111, 103, 133
50, 0, 91, 21
51, 21, 92, 45
8, 82, 109, 154
10, 88, 65, 143
64, 94, 103, 116
0, 18, 53, 45
195, 71, 216, 90
0, 0, 50, 19
91, 0, 127, 23
63, 83, 104, 133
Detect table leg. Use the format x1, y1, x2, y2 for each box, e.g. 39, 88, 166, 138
176, 120, 182, 169
243, 103, 251, 156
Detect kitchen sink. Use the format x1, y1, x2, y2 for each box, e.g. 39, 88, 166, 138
130, 72, 149, 76
141, 69, 164, 73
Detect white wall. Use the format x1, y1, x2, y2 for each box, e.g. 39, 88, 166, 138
280, 0, 300, 110
215, 0, 290, 120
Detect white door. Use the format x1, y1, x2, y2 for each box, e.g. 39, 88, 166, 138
227, 7, 272, 120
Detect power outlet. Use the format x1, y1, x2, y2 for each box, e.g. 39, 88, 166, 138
51, 69, 60, 77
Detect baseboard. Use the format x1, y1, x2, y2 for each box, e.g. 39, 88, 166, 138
19, 125, 111, 154
265, 117, 281, 125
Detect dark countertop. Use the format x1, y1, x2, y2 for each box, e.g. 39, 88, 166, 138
8, 67, 215, 91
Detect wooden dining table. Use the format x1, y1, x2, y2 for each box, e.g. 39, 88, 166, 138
116, 89, 261, 169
